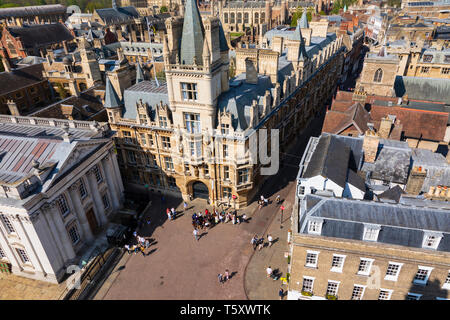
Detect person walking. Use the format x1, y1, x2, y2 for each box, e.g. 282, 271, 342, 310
279, 288, 284, 300
258, 237, 264, 251
266, 266, 273, 278
183, 201, 188, 212
218, 273, 223, 284
124, 244, 131, 254
166, 208, 171, 221
171, 207, 176, 219
276, 195, 281, 204
139, 245, 146, 257
251, 235, 258, 250
224, 269, 230, 282
193, 228, 199, 241
267, 234, 273, 247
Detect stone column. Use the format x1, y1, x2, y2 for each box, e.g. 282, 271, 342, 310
86, 166, 108, 226
41, 204, 67, 264
68, 182, 94, 243
102, 154, 120, 210
14, 214, 46, 277
45, 201, 76, 262
110, 149, 125, 196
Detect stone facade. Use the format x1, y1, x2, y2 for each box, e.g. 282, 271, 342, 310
106, 0, 345, 208
0, 116, 124, 283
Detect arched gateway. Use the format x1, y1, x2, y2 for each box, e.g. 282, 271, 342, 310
192, 181, 209, 200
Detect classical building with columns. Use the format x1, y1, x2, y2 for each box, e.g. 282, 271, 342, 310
0, 115, 123, 283
106, 0, 345, 208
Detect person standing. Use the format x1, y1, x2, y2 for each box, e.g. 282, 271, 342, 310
218, 273, 223, 284
224, 269, 230, 282
267, 234, 273, 247
124, 244, 131, 254
258, 237, 264, 251
251, 235, 258, 250
171, 207, 176, 219
276, 195, 281, 204
193, 228, 199, 241
279, 288, 284, 300
266, 266, 273, 278
183, 201, 188, 212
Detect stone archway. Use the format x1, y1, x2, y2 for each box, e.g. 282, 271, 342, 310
192, 181, 209, 200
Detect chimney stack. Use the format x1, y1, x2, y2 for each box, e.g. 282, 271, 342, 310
406, 166, 427, 195
245, 58, 258, 84
362, 129, 380, 163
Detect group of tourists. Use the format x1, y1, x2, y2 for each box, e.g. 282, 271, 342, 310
166, 207, 177, 221
217, 269, 231, 284
124, 231, 151, 257
251, 233, 274, 251
191, 208, 247, 232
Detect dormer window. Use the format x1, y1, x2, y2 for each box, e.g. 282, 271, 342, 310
422, 232, 443, 250
423, 55, 433, 62
362, 224, 381, 242
308, 219, 323, 235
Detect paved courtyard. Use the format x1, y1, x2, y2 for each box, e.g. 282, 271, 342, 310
97, 112, 325, 300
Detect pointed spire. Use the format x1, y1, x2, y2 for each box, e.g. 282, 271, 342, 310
218, 19, 229, 52
112, 0, 117, 10
202, 37, 210, 58
136, 62, 145, 84
299, 8, 309, 29
290, 19, 303, 41
104, 77, 122, 109
179, 0, 205, 65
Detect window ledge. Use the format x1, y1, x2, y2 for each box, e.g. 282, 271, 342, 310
304, 265, 318, 269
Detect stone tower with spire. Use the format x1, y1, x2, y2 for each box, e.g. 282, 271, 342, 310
164, 0, 230, 131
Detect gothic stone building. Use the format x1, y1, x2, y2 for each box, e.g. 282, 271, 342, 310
106, 0, 345, 208
0, 115, 123, 283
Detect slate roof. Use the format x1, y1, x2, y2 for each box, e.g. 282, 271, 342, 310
411, 148, 450, 193
299, 194, 450, 252
0, 4, 66, 19
377, 185, 406, 203
122, 80, 168, 120
217, 74, 272, 131
0, 64, 45, 96
361, 139, 411, 184
8, 23, 74, 49
104, 77, 122, 109
302, 134, 351, 189
394, 76, 450, 105
95, 6, 139, 24
0, 136, 60, 184
180, 0, 205, 65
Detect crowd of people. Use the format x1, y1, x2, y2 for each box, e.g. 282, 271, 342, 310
191, 208, 247, 232
124, 231, 152, 257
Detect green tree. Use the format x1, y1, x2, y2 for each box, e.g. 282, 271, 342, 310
156, 71, 166, 81
160, 5, 168, 13
56, 83, 69, 99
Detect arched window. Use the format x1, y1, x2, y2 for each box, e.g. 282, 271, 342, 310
237, 12, 242, 24
244, 12, 249, 24
230, 13, 235, 24
373, 68, 383, 83
254, 12, 259, 24
224, 13, 228, 23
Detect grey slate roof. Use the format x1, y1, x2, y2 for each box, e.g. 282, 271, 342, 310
135, 63, 145, 84
302, 134, 351, 189
8, 23, 74, 49
299, 194, 450, 252
377, 185, 406, 203
0, 64, 45, 96
394, 76, 450, 105
0, 4, 66, 19
411, 148, 450, 193
362, 139, 412, 184
217, 74, 272, 130
122, 80, 168, 120
180, 0, 205, 65
104, 77, 122, 109
95, 6, 139, 24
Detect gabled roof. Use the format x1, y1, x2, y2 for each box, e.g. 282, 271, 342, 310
322, 102, 370, 135
95, 6, 139, 24
302, 134, 351, 189
0, 4, 66, 19
8, 23, 74, 49
180, 0, 205, 65
377, 185, 406, 203
0, 64, 45, 96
